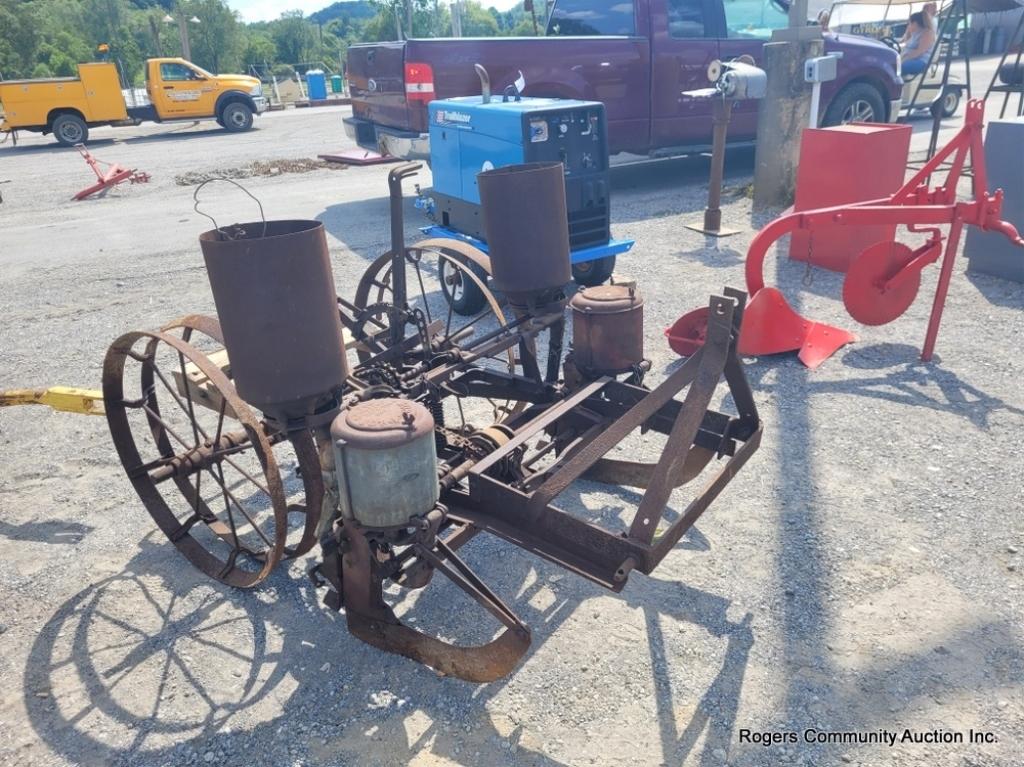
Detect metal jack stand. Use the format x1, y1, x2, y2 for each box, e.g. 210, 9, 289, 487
685, 97, 739, 237
683, 58, 766, 238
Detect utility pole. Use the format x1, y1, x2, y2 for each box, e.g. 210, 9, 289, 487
148, 15, 162, 55
164, 11, 200, 62
177, 16, 192, 60
451, 0, 463, 37
752, 0, 823, 208
525, 0, 538, 35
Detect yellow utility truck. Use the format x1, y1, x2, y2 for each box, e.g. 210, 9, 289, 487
0, 58, 267, 146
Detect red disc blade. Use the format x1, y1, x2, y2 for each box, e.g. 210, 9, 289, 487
665, 306, 709, 357
843, 241, 921, 326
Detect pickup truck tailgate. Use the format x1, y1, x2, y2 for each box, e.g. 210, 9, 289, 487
347, 42, 410, 131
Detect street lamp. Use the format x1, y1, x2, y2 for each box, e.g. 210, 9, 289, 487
164, 13, 200, 62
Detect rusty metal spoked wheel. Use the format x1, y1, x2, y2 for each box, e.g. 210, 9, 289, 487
352, 240, 528, 423
103, 316, 322, 588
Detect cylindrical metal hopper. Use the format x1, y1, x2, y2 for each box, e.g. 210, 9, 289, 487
570, 284, 645, 375
477, 162, 572, 305
199, 220, 348, 424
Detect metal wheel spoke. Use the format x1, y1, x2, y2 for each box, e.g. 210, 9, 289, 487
207, 464, 274, 549
213, 463, 243, 549
414, 260, 432, 323
177, 351, 202, 446
445, 283, 455, 337
141, 402, 196, 455
149, 361, 214, 443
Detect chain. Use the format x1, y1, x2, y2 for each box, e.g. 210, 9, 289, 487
802, 229, 816, 287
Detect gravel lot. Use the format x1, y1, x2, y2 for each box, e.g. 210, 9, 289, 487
1, 87, 1023, 767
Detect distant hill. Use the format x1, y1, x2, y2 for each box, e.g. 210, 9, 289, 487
309, 1, 378, 25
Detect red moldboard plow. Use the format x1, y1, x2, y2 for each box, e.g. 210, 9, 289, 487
73, 145, 150, 201
670, 99, 1024, 368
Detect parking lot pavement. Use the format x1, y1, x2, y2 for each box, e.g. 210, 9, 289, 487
1, 83, 1023, 767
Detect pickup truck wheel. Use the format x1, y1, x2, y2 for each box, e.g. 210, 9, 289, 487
220, 102, 254, 132
52, 114, 88, 147
572, 256, 616, 287
822, 83, 886, 127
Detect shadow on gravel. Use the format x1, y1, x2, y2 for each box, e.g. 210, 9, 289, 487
0, 519, 93, 544
965, 271, 1024, 310
743, 343, 1024, 429
675, 244, 745, 269
23, 519, 753, 767
636, 589, 754, 767
744, 287, 1024, 766
0, 125, 231, 158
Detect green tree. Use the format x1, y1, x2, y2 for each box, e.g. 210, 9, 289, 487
462, 1, 499, 36
0, 0, 40, 77
272, 10, 316, 63
181, 0, 242, 72
242, 30, 277, 68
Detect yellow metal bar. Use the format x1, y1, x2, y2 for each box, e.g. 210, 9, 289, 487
0, 387, 105, 416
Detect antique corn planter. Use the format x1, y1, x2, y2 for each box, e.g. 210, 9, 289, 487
103, 163, 762, 681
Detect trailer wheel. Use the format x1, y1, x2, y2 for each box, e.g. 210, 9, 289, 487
53, 114, 88, 147
440, 257, 489, 315
572, 255, 616, 287
220, 102, 254, 132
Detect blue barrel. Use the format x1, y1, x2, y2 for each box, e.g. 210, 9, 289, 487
306, 69, 327, 101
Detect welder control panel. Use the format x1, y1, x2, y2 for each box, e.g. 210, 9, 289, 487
523, 107, 607, 173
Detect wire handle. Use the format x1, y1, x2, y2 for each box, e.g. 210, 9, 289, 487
193, 177, 267, 240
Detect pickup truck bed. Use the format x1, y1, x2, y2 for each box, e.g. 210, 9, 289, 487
346, 0, 902, 159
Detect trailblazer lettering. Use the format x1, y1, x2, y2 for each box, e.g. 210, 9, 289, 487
434, 110, 472, 125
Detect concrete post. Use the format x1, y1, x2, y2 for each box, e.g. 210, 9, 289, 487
752, 30, 823, 209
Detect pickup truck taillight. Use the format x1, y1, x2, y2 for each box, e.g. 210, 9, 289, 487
404, 62, 435, 102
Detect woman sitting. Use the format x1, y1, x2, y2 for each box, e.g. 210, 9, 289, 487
900, 12, 937, 76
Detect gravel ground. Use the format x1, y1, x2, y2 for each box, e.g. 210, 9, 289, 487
1, 97, 1023, 767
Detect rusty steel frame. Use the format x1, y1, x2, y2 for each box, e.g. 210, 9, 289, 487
445, 290, 761, 592
104, 162, 763, 682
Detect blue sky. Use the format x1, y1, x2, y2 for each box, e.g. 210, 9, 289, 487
226, 0, 521, 23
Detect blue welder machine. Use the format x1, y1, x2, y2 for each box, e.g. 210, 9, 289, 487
421, 92, 633, 293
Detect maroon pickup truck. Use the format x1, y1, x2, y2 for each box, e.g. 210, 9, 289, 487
345, 0, 902, 160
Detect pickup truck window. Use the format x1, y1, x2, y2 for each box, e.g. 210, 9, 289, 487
668, 0, 707, 38
160, 63, 203, 82
547, 0, 636, 36
723, 0, 789, 39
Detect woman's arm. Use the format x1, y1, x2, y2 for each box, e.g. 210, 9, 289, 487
904, 28, 936, 59
905, 28, 937, 59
